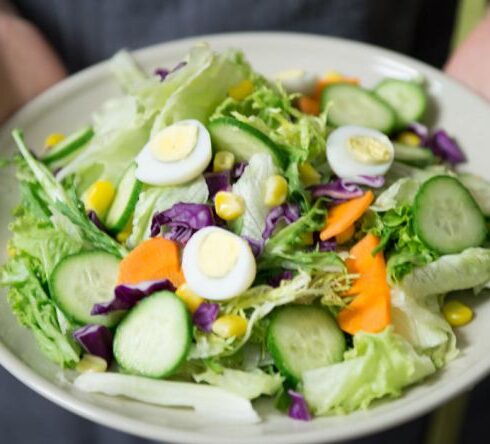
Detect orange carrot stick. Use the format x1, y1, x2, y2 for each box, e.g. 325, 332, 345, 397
117, 238, 185, 287
320, 191, 374, 241
297, 96, 320, 115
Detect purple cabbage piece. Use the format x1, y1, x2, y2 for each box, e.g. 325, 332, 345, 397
204, 170, 232, 198
408, 122, 430, 146
73, 325, 113, 363
267, 270, 294, 288
349, 175, 385, 188
91, 279, 175, 315
151, 203, 216, 242
318, 239, 337, 252
429, 129, 466, 164
232, 161, 248, 180
193, 302, 220, 333
154, 61, 187, 81
262, 203, 301, 240
309, 179, 363, 200
243, 236, 264, 257
288, 390, 312, 421
87, 210, 106, 231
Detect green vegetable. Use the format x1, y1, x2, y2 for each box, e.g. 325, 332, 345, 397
42, 126, 94, 167
303, 327, 435, 415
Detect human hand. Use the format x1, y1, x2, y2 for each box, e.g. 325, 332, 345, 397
0, 7, 67, 123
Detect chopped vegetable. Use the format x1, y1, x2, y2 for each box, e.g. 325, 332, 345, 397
193, 303, 220, 332
73, 325, 113, 363
288, 390, 312, 421
442, 300, 473, 327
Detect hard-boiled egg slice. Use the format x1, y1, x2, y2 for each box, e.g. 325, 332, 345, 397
274, 69, 317, 96
136, 119, 212, 186
326, 125, 394, 178
182, 227, 256, 301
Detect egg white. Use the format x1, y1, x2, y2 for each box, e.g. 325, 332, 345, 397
135, 119, 212, 186
326, 125, 394, 178
182, 227, 256, 301
274, 69, 317, 96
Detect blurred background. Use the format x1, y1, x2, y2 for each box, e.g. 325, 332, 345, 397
1, 0, 489, 443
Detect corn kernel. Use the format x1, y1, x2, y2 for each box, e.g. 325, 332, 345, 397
336, 224, 355, 245
397, 131, 421, 147
443, 300, 473, 327
76, 354, 107, 373
298, 162, 321, 187
116, 217, 133, 244
323, 71, 345, 83
215, 191, 245, 221
212, 314, 248, 338
176, 283, 205, 313
6, 243, 17, 257
84, 180, 116, 218
300, 231, 314, 246
213, 151, 235, 172
44, 132, 65, 149
228, 79, 254, 101
264, 175, 289, 207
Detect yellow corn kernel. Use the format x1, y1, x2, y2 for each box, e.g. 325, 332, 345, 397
44, 132, 65, 149
300, 231, 314, 246
213, 151, 235, 172
84, 180, 116, 218
323, 71, 345, 82
176, 283, 205, 313
6, 242, 17, 258
298, 162, 321, 187
264, 175, 289, 207
228, 79, 254, 101
397, 131, 421, 147
336, 224, 355, 245
116, 217, 133, 244
76, 354, 107, 373
212, 315, 248, 338
215, 191, 245, 221
443, 300, 473, 327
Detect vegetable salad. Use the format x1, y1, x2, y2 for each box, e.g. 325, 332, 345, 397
2, 44, 490, 423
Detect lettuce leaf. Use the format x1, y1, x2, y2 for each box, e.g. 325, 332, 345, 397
0, 257, 80, 367
193, 367, 283, 400
303, 327, 435, 415
128, 176, 209, 248
458, 172, 490, 217
232, 153, 277, 242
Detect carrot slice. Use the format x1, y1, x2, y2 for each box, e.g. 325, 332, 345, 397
117, 238, 185, 287
297, 96, 320, 115
338, 234, 391, 334
320, 191, 374, 241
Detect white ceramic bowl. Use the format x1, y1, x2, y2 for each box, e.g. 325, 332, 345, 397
1, 32, 489, 444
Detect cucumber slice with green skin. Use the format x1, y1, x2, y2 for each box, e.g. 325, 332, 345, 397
414, 176, 487, 254
50, 251, 121, 327
374, 79, 427, 127
43, 126, 94, 165
267, 305, 346, 384
393, 142, 435, 167
208, 117, 287, 169
105, 163, 142, 233
114, 291, 191, 378
321, 83, 396, 134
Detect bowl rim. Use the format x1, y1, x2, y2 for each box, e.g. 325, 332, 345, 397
1, 31, 489, 444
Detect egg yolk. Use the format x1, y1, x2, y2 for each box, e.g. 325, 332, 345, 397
150, 124, 198, 162
348, 136, 391, 164
198, 231, 240, 278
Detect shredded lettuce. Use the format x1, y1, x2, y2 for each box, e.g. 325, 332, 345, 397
193, 367, 283, 400
128, 176, 209, 248
303, 327, 435, 415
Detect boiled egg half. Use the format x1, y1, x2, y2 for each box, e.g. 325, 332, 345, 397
274, 69, 317, 96
182, 227, 256, 301
136, 119, 212, 186
326, 125, 394, 178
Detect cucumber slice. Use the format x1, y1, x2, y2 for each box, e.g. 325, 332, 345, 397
113, 291, 191, 378
43, 126, 94, 166
414, 176, 487, 254
105, 163, 142, 233
267, 305, 345, 384
374, 79, 427, 127
321, 83, 396, 134
50, 251, 122, 327
208, 117, 287, 168
393, 142, 435, 167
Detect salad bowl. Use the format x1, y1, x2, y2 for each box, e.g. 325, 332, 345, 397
1, 32, 490, 444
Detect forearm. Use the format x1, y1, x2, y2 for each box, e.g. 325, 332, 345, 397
445, 10, 490, 101
0, 4, 66, 123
